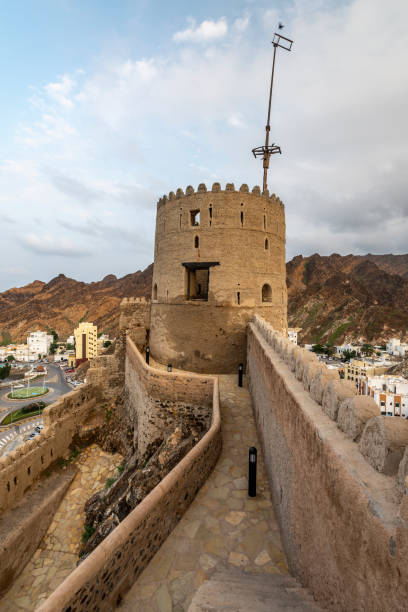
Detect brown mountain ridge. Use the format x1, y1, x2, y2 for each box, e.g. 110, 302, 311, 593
0, 266, 153, 344
1, 254, 407, 346
287, 254, 408, 345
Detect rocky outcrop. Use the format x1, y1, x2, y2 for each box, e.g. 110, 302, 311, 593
80, 420, 206, 556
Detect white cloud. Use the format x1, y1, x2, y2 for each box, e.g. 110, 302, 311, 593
233, 14, 250, 33
45, 75, 76, 108
21, 234, 90, 257
173, 17, 228, 43
228, 112, 246, 128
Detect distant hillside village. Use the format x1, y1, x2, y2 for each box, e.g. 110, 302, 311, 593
288, 328, 408, 417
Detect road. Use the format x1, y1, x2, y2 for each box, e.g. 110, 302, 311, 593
0, 363, 73, 456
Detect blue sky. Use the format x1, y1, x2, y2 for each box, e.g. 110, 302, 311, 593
0, 0, 407, 291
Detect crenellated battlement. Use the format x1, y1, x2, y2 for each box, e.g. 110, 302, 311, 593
157, 182, 284, 208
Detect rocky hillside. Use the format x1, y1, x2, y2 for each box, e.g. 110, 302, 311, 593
287, 254, 408, 345
0, 265, 153, 343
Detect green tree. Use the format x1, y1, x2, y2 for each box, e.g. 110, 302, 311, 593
103, 340, 112, 348
343, 349, 357, 361
6, 355, 15, 362
66, 343, 74, 351
0, 363, 11, 380
311, 344, 326, 354
49, 342, 58, 354
361, 343, 374, 356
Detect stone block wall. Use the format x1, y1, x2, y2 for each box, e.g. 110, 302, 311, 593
0, 384, 103, 513
125, 336, 213, 454
247, 315, 408, 612
38, 341, 221, 612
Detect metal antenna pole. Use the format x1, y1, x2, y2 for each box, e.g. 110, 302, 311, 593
252, 32, 293, 192
263, 42, 278, 192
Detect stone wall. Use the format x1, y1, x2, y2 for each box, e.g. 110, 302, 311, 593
247, 316, 408, 612
0, 384, 103, 513
0, 467, 76, 597
150, 182, 287, 372
125, 336, 212, 454
37, 340, 221, 612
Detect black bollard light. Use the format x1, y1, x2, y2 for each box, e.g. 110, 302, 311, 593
238, 363, 243, 387
145, 346, 150, 365
248, 446, 257, 497
167, 363, 172, 372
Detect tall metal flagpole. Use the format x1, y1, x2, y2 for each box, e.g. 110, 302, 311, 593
252, 32, 293, 192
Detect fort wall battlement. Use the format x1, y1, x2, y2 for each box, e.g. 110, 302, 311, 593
38, 337, 221, 612
0, 384, 103, 514
150, 182, 287, 372
247, 315, 408, 611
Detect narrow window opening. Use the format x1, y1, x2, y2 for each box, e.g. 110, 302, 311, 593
240, 211, 244, 226
27, 466, 31, 476
41, 456, 44, 464
166, 289, 169, 301
7, 482, 10, 492
153, 283, 158, 301
262, 284, 272, 303
179, 213, 182, 229
265, 238, 269, 250
263, 215, 266, 230
194, 236, 199, 248
209, 206, 212, 219
50, 449, 53, 457
14, 476, 17, 486
190, 210, 200, 226
237, 292, 241, 305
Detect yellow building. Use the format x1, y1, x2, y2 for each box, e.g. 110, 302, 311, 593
74, 322, 98, 360
344, 359, 388, 388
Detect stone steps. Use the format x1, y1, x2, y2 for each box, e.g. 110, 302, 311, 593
188, 568, 323, 611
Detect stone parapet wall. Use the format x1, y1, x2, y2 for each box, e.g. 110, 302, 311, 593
247, 315, 408, 612
0, 384, 103, 513
38, 340, 221, 612
126, 336, 213, 453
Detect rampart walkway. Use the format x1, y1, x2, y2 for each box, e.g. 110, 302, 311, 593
119, 374, 288, 611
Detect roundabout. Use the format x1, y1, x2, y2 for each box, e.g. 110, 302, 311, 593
7, 386, 49, 400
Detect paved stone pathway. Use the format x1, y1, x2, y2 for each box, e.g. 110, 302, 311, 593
0, 444, 123, 611
119, 375, 288, 612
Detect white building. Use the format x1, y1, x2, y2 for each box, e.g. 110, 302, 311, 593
287, 328, 301, 345
335, 343, 359, 358
66, 335, 75, 346
360, 374, 408, 417
386, 338, 408, 357
27, 331, 54, 357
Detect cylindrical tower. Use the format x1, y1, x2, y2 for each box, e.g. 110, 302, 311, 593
149, 182, 287, 373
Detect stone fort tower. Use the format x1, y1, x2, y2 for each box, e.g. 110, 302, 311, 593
149, 181, 287, 372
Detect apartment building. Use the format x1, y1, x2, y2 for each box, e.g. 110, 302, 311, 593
287, 328, 301, 345
344, 359, 389, 389
386, 338, 408, 357
27, 331, 54, 356
74, 322, 98, 360
360, 375, 408, 417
